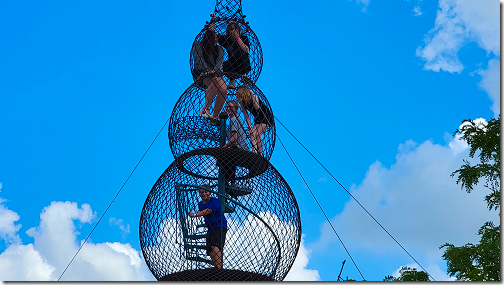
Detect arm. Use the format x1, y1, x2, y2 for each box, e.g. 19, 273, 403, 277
239, 101, 252, 130
252, 94, 261, 111
208, 13, 217, 31
236, 36, 250, 53
214, 46, 224, 72
223, 131, 238, 148
192, 42, 209, 72
189, 208, 213, 218
230, 30, 249, 53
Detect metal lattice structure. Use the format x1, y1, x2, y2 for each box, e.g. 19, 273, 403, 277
139, 0, 301, 281
168, 77, 275, 160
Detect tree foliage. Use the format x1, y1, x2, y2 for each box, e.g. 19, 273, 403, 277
451, 116, 500, 211
440, 221, 500, 281
442, 116, 501, 281
383, 267, 429, 281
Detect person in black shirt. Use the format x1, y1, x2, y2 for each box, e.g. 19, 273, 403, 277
210, 15, 251, 89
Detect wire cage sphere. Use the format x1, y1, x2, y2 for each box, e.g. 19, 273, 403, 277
189, 19, 262, 86
168, 75, 275, 160
139, 158, 301, 281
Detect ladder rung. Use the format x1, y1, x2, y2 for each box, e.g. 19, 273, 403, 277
186, 234, 206, 240
184, 244, 206, 250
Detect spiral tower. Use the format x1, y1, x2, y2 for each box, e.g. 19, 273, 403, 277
139, 0, 301, 281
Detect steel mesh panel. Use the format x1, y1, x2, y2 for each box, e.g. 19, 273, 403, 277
168, 78, 275, 160
139, 159, 301, 281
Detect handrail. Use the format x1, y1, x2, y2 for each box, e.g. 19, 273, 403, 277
175, 183, 281, 277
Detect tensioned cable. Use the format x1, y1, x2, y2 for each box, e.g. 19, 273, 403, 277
275, 132, 366, 281
57, 117, 171, 281
273, 116, 436, 281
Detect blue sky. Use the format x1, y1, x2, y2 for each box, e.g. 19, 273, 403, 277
0, 0, 500, 281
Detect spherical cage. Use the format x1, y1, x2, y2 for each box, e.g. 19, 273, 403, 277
189, 19, 262, 85
139, 158, 301, 281
168, 78, 275, 160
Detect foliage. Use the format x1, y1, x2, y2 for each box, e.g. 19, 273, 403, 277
442, 116, 501, 281
383, 267, 429, 281
451, 116, 500, 211
440, 222, 500, 281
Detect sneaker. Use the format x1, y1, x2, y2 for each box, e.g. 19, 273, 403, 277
241, 75, 251, 85
200, 108, 211, 119
227, 79, 236, 89
209, 116, 220, 126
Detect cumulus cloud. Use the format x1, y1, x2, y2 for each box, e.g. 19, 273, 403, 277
0, 184, 21, 244
284, 234, 320, 281
0, 197, 153, 281
416, 0, 499, 73
476, 59, 500, 116
311, 121, 499, 280
109, 217, 131, 239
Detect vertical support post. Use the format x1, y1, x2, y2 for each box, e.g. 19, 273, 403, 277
217, 111, 228, 268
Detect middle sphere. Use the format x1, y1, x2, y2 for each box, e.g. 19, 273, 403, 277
168, 79, 275, 160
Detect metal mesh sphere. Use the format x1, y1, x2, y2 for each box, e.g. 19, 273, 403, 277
139, 156, 301, 281
214, 0, 244, 20
168, 77, 275, 160
190, 19, 262, 85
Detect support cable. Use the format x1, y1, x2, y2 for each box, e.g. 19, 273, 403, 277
275, 133, 366, 281
274, 117, 436, 281
58, 117, 171, 281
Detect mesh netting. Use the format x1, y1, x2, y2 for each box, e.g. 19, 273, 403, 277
139, 0, 301, 281
139, 160, 301, 281
189, 17, 262, 85
168, 76, 275, 160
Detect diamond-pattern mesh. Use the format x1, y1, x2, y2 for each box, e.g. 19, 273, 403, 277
139, 161, 301, 281
168, 78, 275, 160
139, 0, 301, 281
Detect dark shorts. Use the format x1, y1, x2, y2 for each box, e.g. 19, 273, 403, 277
192, 69, 207, 88
205, 227, 227, 255
253, 110, 274, 126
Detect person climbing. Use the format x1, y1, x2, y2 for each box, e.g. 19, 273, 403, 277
223, 100, 248, 150
235, 86, 273, 154
188, 185, 227, 269
209, 14, 251, 89
191, 30, 228, 125
219, 100, 248, 187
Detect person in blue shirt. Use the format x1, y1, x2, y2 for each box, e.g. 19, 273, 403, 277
188, 185, 227, 268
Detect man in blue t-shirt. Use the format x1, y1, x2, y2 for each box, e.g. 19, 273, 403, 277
188, 185, 227, 268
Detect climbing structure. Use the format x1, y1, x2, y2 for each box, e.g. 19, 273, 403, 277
139, 0, 301, 281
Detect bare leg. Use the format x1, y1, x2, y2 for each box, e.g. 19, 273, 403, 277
203, 77, 215, 110
211, 77, 227, 118
250, 123, 268, 154
209, 246, 222, 268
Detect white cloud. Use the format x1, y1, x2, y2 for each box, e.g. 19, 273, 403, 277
352, 0, 370, 12
416, 0, 499, 73
413, 6, 422, 16
0, 184, 21, 244
284, 234, 320, 281
0, 196, 154, 281
318, 175, 327, 182
476, 59, 500, 116
311, 127, 499, 280
109, 217, 131, 239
